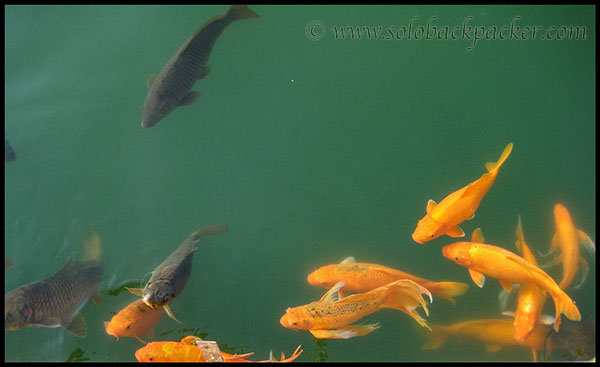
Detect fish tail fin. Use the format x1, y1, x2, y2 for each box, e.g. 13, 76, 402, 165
485, 142, 513, 172
430, 281, 469, 304
381, 279, 433, 330
413, 322, 448, 350
227, 5, 260, 20
189, 224, 228, 240
80, 229, 102, 263
552, 290, 581, 332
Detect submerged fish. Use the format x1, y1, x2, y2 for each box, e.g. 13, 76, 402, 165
105, 298, 164, 343
543, 320, 596, 361
5, 140, 16, 161
141, 5, 260, 128
4, 229, 103, 338
128, 224, 228, 322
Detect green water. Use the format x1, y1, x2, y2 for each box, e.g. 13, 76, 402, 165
4, 5, 595, 362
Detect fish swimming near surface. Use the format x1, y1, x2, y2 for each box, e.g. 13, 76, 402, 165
128, 224, 228, 323
541, 203, 595, 290
418, 317, 551, 362
307, 256, 468, 304
4, 229, 103, 338
280, 279, 432, 339
5, 140, 16, 161
442, 228, 581, 332
134, 335, 303, 362
412, 143, 513, 244
105, 298, 164, 343
141, 5, 260, 128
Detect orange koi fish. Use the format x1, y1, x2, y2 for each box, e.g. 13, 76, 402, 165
542, 204, 595, 290
502, 216, 551, 342
105, 298, 163, 343
280, 279, 432, 339
135, 335, 302, 362
442, 228, 581, 332
419, 318, 550, 362
412, 143, 513, 244
307, 256, 468, 304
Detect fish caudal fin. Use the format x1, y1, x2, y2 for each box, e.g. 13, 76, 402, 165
417, 323, 448, 350
485, 143, 513, 173
381, 279, 433, 330
552, 291, 581, 332
226, 5, 260, 20
430, 282, 469, 304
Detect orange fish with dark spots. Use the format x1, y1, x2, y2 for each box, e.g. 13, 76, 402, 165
280, 279, 432, 339
307, 256, 468, 304
105, 298, 163, 343
412, 143, 513, 244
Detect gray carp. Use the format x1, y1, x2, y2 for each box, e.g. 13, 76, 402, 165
141, 5, 259, 128
4, 230, 103, 338
128, 224, 228, 322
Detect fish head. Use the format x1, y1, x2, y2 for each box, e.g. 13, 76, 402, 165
134, 342, 159, 362
4, 289, 32, 331
307, 266, 337, 288
553, 203, 572, 226
442, 242, 475, 267
412, 216, 442, 244
142, 282, 175, 309
141, 94, 174, 128
105, 314, 133, 340
280, 307, 313, 330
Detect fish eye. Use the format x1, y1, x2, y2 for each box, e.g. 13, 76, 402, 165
149, 358, 154, 361
292, 322, 298, 326
455, 257, 459, 261
126, 325, 131, 330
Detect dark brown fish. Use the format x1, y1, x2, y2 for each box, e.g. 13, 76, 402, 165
141, 5, 259, 128
128, 224, 228, 322
4, 230, 103, 338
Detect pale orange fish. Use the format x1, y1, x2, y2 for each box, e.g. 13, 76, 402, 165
542, 203, 595, 290
134, 335, 302, 362
105, 298, 164, 343
419, 318, 551, 362
412, 143, 513, 244
307, 256, 468, 304
442, 228, 580, 332
280, 279, 432, 339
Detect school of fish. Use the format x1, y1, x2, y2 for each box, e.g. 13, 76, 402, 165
4, 4, 595, 363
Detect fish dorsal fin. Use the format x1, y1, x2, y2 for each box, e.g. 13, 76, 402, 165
471, 228, 485, 243
319, 281, 345, 303
468, 268, 485, 288
63, 312, 87, 338
426, 200, 437, 214
485, 143, 513, 172
180, 335, 200, 344
577, 229, 595, 253
446, 225, 465, 238
515, 216, 524, 252
146, 74, 157, 89
499, 279, 512, 292
340, 256, 355, 264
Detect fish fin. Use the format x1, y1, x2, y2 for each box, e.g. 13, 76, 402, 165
539, 314, 556, 325
499, 279, 512, 292
189, 224, 228, 240
501, 311, 515, 318
126, 287, 144, 296
497, 284, 518, 311
63, 312, 87, 338
539, 232, 559, 257
226, 5, 260, 20
486, 344, 503, 352
573, 257, 589, 289
419, 323, 447, 350
318, 281, 345, 303
467, 212, 475, 220
180, 335, 200, 344
484, 143, 513, 172
445, 225, 465, 238
515, 216, 525, 253
135, 335, 148, 344
309, 324, 380, 339
340, 256, 355, 264
576, 229, 595, 253
197, 65, 211, 80
178, 91, 201, 106
146, 74, 157, 89
90, 291, 102, 306
532, 349, 539, 362
380, 279, 432, 330
80, 229, 102, 263
426, 199, 437, 214
539, 253, 563, 269
471, 227, 485, 243
164, 305, 181, 324
552, 292, 581, 332
468, 268, 486, 288
432, 281, 469, 304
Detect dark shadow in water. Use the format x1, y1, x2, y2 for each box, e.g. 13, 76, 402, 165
542, 320, 595, 361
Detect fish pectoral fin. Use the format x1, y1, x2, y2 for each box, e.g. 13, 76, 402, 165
146, 73, 158, 89
135, 335, 148, 344
309, 324, 380, 339
197, 65, 211, 80
180, 335, 202, 344
471, 228, 485, 243
340, 256, 355, 264
576, 229, 595, 254
318, 281, 345, 303
499, 279, 512, 292
164, 305, 181, 324
426, 200, 437, 214
63, 312, 87, 338
126, 287, 144, 297
468, 268, 486, 288
34, 316, 62, 328
178, 91, 201, 106
445, 225, 465, 238
90, 291, 103, 306
539, 232, 559, 257
539, 253, 563, 270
